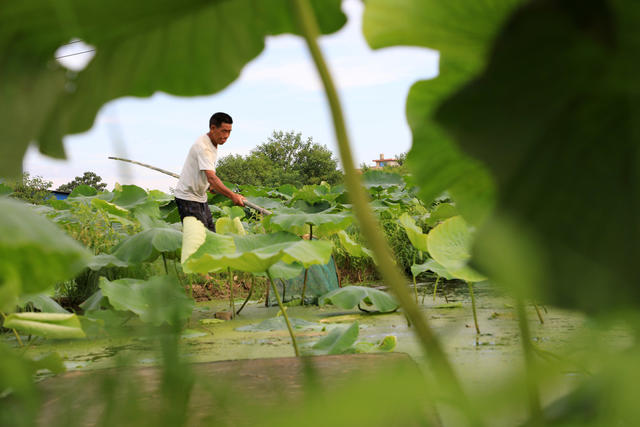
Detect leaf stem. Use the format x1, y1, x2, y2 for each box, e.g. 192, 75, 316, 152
515, 296, 543, 424
433, 276, 441, 302
228, 267, 235, 319
162, 253, 169, 275
300, 224, 313, 305
468, 282, 480, 334
533, 303, 544, 324
412, 253, 418, 303
266, 271, 300, 356
290, 0, 468, 409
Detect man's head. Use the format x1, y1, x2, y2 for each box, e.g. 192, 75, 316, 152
208, 112, 233, 146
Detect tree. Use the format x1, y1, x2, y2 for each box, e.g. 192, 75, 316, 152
10, 172, 53, 205
216, 131, 342, 187
57, 172, 107, 193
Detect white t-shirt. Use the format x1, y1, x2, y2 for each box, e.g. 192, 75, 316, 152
174, 134, 218, 203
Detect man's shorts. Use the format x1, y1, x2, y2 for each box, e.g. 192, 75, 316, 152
175, 197, 216, 232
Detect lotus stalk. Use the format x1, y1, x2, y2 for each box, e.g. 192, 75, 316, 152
432, 276, 441, 303
533, 303, 544, 324
291, 0, 467, 408
516, 296, 543, 423
468, 282, 480, 334
412, 253, 418, 303
300, 223, 313, 305
228, 267, 235, 318
236, 276, 254, 315
266, 271, 300, 356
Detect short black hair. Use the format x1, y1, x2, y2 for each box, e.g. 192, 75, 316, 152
209, 112, 233, 128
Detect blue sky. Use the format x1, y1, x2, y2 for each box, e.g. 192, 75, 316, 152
24, 0, 438, 192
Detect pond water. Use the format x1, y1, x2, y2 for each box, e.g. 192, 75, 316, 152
14, 281, 621, 388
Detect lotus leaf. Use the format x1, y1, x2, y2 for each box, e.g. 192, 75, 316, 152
434, 1, 640, 311
337, 230, 372, 258
0, 0, 346, 178
364, 0, 521, 225
185, 230, 332, 274
361, 170, 404, 190
319, 286, 398, 313
111, 185, 148, 209
215, 216, 246, 236
99, 276, 194, 326
47, 199, 71, 210
265, 209, 352, 237
0, 198, 90, 310
87, 254, 130, 271
425, 203, 458, 227
245, 196, 285, 211
79, 290, 106, 312
91, 198, 130, 218
398, 213, 428, 252
427, 216, 486, 282
292, 184, 343, 204
3, 312, 85, 339
410, 259, 453, 280
112, 226, 182, 264
311, 322, 359, 355
69, 185, 98, 198
19, 293, 69, 314
268, 261, 304, 280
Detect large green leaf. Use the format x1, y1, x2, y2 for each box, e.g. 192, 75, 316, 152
361, 170, 404, 190
363, 0, 522, 224
0, 0, 346, 178
186, 230, 333, 274
19, 293, 69, 314
265, 208, 352, 237
0, 198, 90, 310
111, 226, 182, 264
410, 259, 453, 280
87, 253, 130, 271
319, 286, 398, 313
0, 342, 65, 402
292, 184, 344, 204
99, 276, 194, 326
3, 312, 85, 339
215, 216, 246, 236
311, 322, 359, 355
398, 213, 428, 252
435, 0, 640, 310
427, 216, 486, 283
268, 261, 304, 280
337, 230, 372, 258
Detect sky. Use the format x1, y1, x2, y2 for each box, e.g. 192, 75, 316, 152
24, 0, 438, 192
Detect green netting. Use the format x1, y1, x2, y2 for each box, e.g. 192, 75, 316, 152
268, 255, 340, 305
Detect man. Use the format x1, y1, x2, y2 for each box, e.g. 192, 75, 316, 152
174, 112, 245, 232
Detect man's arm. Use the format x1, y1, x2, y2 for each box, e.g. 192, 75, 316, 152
204, 170, 245, 206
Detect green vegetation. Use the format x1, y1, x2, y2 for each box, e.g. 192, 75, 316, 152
8, 172, 53, 205
216, 130, 342, 187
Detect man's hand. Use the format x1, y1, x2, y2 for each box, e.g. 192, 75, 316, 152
230, 193, 246, 207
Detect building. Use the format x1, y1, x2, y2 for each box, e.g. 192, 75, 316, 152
371, 154, 399, 169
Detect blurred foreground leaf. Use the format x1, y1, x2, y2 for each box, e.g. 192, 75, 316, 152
3, 312, 85, 339
436, 0, 640, 309
99, 275, 194, 326
0, 198, 90, 310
